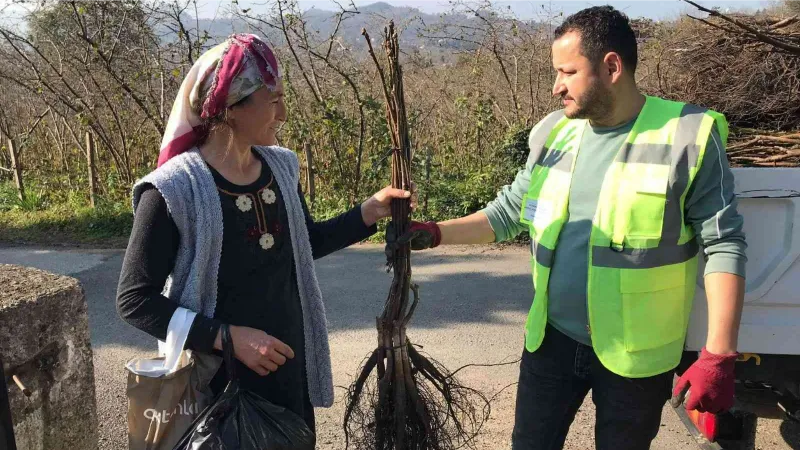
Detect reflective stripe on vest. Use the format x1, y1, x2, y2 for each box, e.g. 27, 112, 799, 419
519, 96, 729, 378
530, 239, 556, 268
592, 240, 699, 269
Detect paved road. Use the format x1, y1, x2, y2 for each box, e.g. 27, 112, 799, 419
2, 244, 798, 449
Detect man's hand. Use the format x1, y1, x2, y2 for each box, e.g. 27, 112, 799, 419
672, 272, 744, 412
671, 347, 738, 413
385, 220, 442, 252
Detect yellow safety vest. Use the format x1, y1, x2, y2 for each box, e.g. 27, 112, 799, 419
519, 96, 728, 378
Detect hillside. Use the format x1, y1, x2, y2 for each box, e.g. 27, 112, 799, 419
190, 1, 520, 52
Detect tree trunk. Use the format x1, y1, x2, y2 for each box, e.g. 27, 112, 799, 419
304, 141, 315, 206
424, 147, 431, 216
85, 131, 97, 208
8, 138, 24, 201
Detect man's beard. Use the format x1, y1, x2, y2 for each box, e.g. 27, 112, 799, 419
564, 81, 613, 121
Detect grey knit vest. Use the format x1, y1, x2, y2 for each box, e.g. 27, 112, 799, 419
132, 146, 334, 407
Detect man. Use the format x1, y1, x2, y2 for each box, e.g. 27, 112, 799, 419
389, 6, 747, 450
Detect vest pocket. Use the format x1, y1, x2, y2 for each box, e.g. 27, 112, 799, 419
623, 170, 669, 239
620, 264, 686, 353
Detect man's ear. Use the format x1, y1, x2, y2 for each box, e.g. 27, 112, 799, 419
604, 52, 625, 83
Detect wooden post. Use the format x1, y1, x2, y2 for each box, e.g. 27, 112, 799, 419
303, 141, 315, 206
85, 131, 96, 208
8, 138, 24, 201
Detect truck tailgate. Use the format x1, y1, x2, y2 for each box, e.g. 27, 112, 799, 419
686, 167, 800, 355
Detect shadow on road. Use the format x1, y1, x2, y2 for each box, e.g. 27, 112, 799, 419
316, 247, 532, 332
77, 245, 532, 351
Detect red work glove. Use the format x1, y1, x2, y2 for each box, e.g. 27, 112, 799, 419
671, 347, 738, 413
385, 220, 442, 251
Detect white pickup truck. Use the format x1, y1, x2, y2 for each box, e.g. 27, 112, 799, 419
678, 167, 800, 449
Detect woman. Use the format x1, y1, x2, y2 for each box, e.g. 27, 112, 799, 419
116, 33, 410, 434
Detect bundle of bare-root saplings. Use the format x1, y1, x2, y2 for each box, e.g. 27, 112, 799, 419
342, 22, 490, 450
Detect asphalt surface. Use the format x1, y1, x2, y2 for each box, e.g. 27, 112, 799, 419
1, 244, 798, 449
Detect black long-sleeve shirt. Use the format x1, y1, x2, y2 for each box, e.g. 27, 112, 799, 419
117, 150, 376, 426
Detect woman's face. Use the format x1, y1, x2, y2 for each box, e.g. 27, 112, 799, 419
230, 79, 286, 146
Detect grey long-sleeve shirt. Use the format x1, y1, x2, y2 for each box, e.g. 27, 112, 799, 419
481, 111, 747, 345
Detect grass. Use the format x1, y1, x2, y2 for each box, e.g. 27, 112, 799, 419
0, 205, 132, 248
0, 182, 133, 248
0, 180, 522, 249
0, 200, 382, 249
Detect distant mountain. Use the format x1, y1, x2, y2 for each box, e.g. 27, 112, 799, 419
188, 2, 504, 54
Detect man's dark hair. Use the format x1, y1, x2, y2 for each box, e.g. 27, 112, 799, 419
554, 6, 638, 74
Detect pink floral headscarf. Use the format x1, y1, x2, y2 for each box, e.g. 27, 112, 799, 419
157, 33, 281, 167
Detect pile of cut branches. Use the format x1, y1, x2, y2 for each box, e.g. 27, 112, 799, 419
341, 21, 489, 450
656, 1, 800, 132
672, 0, 800, 167
728, 130, 800, 167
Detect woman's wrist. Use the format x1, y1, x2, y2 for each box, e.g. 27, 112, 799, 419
213, 327, 224, 351
360, 198, 380, 227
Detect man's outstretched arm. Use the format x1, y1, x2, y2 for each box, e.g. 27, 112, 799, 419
437, 211, 496, 245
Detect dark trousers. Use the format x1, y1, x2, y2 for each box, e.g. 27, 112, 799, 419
512, 324, 673, 450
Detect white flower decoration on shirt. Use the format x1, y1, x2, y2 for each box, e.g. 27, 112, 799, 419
236, 195, 253, 212
259, 233, 275, 250
261, 188, 276, 205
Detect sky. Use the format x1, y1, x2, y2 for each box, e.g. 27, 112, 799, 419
0, 0, 776, 24
208, 0, 773, 20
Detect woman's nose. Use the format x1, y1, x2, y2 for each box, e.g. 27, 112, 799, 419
275, 103, 287, 122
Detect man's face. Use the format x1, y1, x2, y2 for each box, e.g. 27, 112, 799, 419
551, 31, 612, 121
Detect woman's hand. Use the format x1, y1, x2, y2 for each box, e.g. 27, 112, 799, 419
361, 183, 417, 227
215, 325, 295, 376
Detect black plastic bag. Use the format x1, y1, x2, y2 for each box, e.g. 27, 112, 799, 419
173, 325, 316, 450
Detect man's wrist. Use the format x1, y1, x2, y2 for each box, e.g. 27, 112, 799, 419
425, 221, 442, 247
704, 343, 738, 356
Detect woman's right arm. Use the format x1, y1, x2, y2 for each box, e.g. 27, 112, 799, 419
116, 185, 220, 352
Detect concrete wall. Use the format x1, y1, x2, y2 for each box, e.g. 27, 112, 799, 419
0, 264, 98, 450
